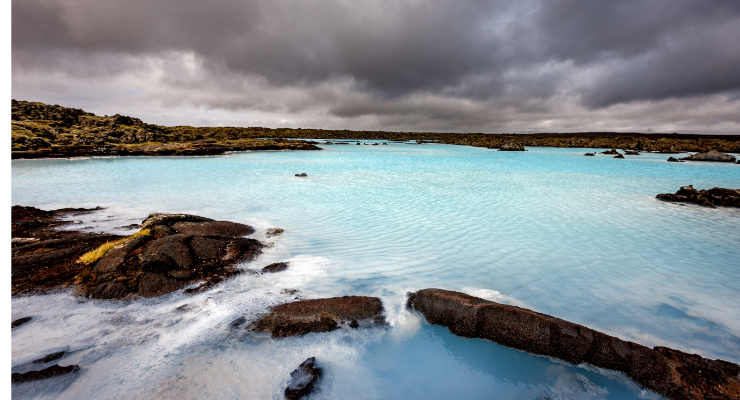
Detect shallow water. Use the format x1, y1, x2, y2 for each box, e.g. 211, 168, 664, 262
11, 142, 740, 399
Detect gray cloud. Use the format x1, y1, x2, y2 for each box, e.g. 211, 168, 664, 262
11, 0, 740, 132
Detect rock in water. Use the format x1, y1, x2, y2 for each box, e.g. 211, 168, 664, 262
12, 317, 32, 328
406, 288, 740, 400
614, 154, 624, 159
499, 141, 525, 151
284, 357, 322, 400
266, 227, 284, 238
32, 351, 65, 363
680, 149, 736, 162
254, 296, 384, 337
584, 153, 595, 156
295, 173, 307, 177
11, 364, 80, 383
656, 185, 740, 208
667, 157, 682, 162
261, 262, 289, 273
625, 150, 640, 155
602, 148, 619, 155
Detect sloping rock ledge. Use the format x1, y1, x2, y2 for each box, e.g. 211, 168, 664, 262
407, 289, 740, 400
254, 296, 384, 337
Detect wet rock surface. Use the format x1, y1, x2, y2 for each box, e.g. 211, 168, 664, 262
266, 227, 284, 238
11, 364, 80, 383
614, 154, 624, 159
284, 357, 323, 400
602, 149, 619, 155
11, 206, 124, 295
12, 317, 32, 328
11, 206, 264, 298
584, 152, 595, 156
680, 149, 736, 162
262, 262, 289, 273
656, 185, 740, 208
255, 296, 384, 337
667, 157, 683, 162
407, 288, 740, 400
32, 351, 66, 364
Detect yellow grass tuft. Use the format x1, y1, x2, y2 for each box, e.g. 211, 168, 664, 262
77, 228, 151, 265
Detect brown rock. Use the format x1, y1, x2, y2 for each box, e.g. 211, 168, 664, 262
137, 273, 185, 297
656, 185, 740, 208
266, 228, 284, 238
91, 281, 133, 299
138, 234, 194, 269
140, 213, 214, 230
94, 235, 151, 274
32, 351, 65, 364
12, 317, 32, 328
499, 141, 525, 151
614, 153, 625, 159
171, 220, 254, 237
680, 149, 736, 162
407, 288, 740, 400
262, 262, 289, 273
255, 296, 384, 337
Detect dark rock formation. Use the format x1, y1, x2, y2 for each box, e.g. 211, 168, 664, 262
11, 206, 124, 295
656, 185, 740, 208
254, 296, 384, 338
262, 262, 289, 273
625, 150, 640, 155
295, 173, 308, 177
680, 149, 736, 162
11, 364, 80, 383
79, 213, 263, 299
499, 141, 525, 151
667, 157, 683, 162
266, 228, 284, 238
284, 357, 322, 400
407, 289, 740, 400
602, 149, 619, 155
614, 154, 625, 159
584, 153, 595, 156
12, 317, 32, 328
11, 207, 264, 298
32, 351, 65, 363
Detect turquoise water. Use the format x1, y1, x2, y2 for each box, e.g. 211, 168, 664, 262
11, 143, 740, 399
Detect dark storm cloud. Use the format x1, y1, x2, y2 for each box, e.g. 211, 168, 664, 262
11, 0, 740, 130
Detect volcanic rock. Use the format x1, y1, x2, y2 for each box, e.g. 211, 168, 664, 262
407, 288, 740, 400
284, 357, 323, 400
32, 351, 65, 364
11, 364, 80, 383
499, 141, 525, 151
262, 262, 289, 273
667, 157, 683, 162
255, 296, 384, 337
614, 154, 625, 159
266, 228, 284, 238
656, 185, 740, 208
680, 149, 736, 162
584, 153, 595, 156
295, 173, 308, 177
12, 317, 32, 328
602, 149, 619, 155
625, 150, 640, 155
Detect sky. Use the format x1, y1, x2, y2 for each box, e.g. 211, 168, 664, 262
10, 0, 740, 133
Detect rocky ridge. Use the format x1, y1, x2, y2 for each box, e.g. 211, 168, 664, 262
407, 288, 740, 400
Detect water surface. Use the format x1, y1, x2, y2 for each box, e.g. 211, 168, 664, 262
11, 143, 740, 399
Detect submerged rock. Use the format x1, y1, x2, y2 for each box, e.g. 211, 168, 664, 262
266, 227, 284, 238
499, 141, 525, 151
406, 288, 740, 400
602, 149, 619, 155
584, 153, 595, 156
11, 364, 80, 383
295, 173, 308, 177
680, 149, 736, 162
614, 154, 624, 159
656, 185, 740, 208
667, 157, 683, 162
284, 357, 323, 400
624, 150, 640, 155
254, 296, 384, 337
32, 351, 65, 364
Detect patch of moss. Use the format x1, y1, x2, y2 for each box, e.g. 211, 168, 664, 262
78, 229, 151, 264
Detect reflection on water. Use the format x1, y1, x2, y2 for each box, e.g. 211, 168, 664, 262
11, 143, 740, 399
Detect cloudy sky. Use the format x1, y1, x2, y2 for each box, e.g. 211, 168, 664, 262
11, 0, 740, 133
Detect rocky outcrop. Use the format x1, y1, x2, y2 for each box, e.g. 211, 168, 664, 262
406, 289, 740, 400
254, 296, 384, 337
11, 364, 80, 383
667, 157, 683, 162
11, 207, 264, 298
656, 185, 740, 208
284, 357, 322, 400
32, 351, 66, 364
80, 213, 263, 299
499, 141, 525, 151
12, 317, 32, 328
584, 153, 595, 156
602, 149, 619, 155
614, 154, 625, 159
625, 150, 640, 155
680, 150, 736, 162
